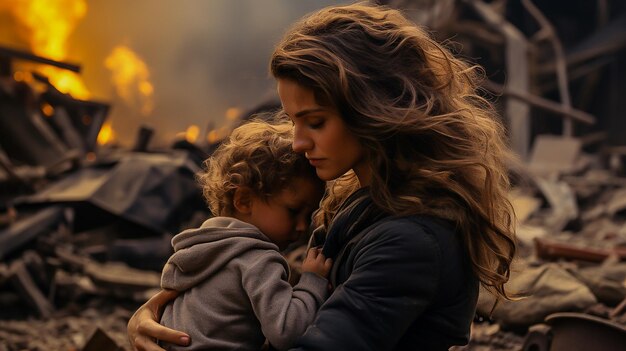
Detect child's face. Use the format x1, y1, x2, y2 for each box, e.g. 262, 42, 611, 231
248, 177, 323, 250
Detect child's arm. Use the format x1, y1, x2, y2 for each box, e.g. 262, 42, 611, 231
301, 247, 332, 278
242, 248, 332, 351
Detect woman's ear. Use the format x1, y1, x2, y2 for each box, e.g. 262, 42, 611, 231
233, 187, 253, 215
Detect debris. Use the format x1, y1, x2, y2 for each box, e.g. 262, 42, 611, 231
84, 260, 160, 293
534, 237, 626, 263
8, 259, 54, 318
528, 135, 583, 177
0, 206, 66, 260
532, 176, 578, 232
81, 327, 123, 351
544, 312, 626, 351
521, 323, 551, 351
477, 264, 597, 327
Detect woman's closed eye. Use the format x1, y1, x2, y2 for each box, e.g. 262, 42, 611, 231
308, 119, 325, 129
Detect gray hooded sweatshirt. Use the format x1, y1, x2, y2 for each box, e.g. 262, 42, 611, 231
160, 217, 329, 351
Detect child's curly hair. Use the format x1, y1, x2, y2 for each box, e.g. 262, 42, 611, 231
198, 119, 320, 216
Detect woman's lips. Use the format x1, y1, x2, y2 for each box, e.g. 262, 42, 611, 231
308, 158, 324, 167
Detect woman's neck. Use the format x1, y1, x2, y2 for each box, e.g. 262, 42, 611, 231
353, 164, 371, 188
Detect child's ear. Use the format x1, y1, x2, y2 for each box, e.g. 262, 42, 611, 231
233, 187, 253, 214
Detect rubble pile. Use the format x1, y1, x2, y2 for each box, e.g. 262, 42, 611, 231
464, 148, 626, 350
0, 46, 212, 350
0, 303, 132, 350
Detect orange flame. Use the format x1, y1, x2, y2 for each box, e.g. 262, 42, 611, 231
13, 71, 33, 83
105, 46, 154, 116
225, 107, 242, 121
41, 102, 55, 117
206, 125, 232, 145
7, 0, 90, 99
207, 130, 220, 144
205, 108, 242, 144
97, 121, 115, 145
185, 125, 200, 143
175, 125, 201, 143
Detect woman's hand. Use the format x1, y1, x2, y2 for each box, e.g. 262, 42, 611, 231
127, 289, 190, 350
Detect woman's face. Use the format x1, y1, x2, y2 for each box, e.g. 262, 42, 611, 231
277, 78, 370, 185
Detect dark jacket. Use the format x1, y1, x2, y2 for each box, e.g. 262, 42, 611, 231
290, 189, 479, 351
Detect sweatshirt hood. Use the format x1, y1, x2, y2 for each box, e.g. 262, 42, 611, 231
161, 217, 278, 291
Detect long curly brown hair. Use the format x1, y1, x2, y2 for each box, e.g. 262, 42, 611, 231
270, 2, 517, 299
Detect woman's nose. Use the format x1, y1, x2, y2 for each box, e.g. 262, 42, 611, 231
292, 126, 311, 153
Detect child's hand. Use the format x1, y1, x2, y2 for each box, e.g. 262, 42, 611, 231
301, 247, 332, 278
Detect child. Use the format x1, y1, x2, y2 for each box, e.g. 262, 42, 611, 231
158, 120, 331, 351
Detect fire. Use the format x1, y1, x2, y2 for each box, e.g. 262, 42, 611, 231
9, 0, 86, 60
41, 66, 90, 99
175, 125, 201, 143
13, 71, 33, 83
7, 0, 90, 99
41, 102, 55, 117
206, 125, 232, 145
207, 130, 220, 144
205, 108, 242, 144
185, 125, 200, 143
105, 46, 154, 116
97, 121, 115, 145
226, 107, 242, 121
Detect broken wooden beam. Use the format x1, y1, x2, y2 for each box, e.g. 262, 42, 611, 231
83, 260, 160, 292
0, 206, 65, 260
521, 0, 574, 136
534, 237, 626, 263
8, 259, 54, 318
464, 0, 531, 158
0, 45, 81, 73
483, 80, 596, 125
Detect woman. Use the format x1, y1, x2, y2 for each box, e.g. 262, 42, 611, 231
127, 3, 516, 350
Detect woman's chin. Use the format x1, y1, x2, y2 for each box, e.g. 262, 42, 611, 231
315, 169, 339, 182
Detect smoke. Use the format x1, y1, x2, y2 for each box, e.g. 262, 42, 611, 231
62, 0, 347, 147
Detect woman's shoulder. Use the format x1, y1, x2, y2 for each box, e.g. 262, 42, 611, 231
357, 214, 468, 266
365, 215, 457, 245
358, 214, 476, 294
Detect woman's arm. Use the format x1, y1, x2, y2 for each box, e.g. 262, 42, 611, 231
127, 289, 190, 351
